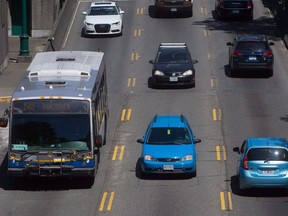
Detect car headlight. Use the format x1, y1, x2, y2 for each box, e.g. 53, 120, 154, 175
181, 154, 193, 161
112, 21, 120, 26
144, 155, 155, 161
85, 22, 93, 26
183, 70, 193, 76
154, 70, 164, 76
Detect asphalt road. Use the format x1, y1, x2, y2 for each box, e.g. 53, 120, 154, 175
1, 0, 288, 215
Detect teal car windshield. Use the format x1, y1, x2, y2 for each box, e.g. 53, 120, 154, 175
146, 127, 191, 144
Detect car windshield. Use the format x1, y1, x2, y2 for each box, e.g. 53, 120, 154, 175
235, 42, 268, 51
11, 114, 91, 151
146, 127, 192, 144
89, 6, 118, 15
247, 148, 288, 161
156, 51, 191, 64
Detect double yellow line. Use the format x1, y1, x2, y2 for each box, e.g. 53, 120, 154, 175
121, 108, 132, 122
216, 145, 227, 161
0, 96, 11, 103
212, 108, 221, 121
112, 145, 125, 161
220, 191, 233, 211
99, 191, 115, 211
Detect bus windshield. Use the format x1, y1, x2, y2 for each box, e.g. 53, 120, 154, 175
11, 113, 91, 152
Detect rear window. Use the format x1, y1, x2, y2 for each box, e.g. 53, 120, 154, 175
247, 148, 288, 161
235, 42, 268, 51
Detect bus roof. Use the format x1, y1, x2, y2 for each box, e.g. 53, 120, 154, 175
12, 51, 105, 101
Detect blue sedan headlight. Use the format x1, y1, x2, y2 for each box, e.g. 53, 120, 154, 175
181, 154, 193, 161
144, 155, 155, 161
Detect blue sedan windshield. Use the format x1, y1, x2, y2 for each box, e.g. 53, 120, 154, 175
146, 127, 191, 144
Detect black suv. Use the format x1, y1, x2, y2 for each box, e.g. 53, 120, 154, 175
149, 43, 198, 88
227, 35, 274, 76
154, 0, 193, 16
215, 0, 253, 20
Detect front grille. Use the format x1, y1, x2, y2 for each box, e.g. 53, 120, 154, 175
95, 24, 110, 33
156, 158, 181, 162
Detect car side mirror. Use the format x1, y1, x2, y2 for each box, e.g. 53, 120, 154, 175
120, 10, 124, 14
226, 42, 233, 46
82, 11, 87, 15
137, 138, 144, 144
149, 60, 154, 64
0, 118, 8, 128
192, 59, 198, 64
193, 138, 201, 144
269, 42, 274, 46
233, 147, 240, 153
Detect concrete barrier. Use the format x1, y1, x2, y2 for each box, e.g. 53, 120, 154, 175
45, 0, 78, 52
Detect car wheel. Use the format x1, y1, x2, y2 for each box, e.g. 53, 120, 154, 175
268, 69, 273, 77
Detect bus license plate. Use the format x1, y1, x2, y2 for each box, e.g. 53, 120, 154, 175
170, 77, 178, 82
163, 164, 174, 170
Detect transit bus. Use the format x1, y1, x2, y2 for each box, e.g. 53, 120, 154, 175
0, 51, 108, 181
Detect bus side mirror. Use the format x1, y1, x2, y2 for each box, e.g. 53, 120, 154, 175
95, 135, 103, 147
0, 118, 8, 127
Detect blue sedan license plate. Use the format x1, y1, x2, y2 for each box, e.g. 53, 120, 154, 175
163, 164, 174, 170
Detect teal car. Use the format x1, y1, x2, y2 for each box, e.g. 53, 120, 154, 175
137, 115, 201, 177
233, 137, 288, 191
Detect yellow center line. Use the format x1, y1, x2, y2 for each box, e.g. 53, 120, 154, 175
213, 109, 221, 121
137, 8, 144, 15
119, 145, 125, 160
227, 192, 233, 210
128, 77, 131, 87
112, 146, 119, 161
0, 96, 11, 103
99, 192, 108, 211
126, 108, 132, 121
222, 145, 227, 161
121, 109, 127, 121
213, 108, 217, 121
220, 192, 226, 210
107, 192, 115, 211
121, 108, 132, 121
216, 145, 221, 160
128, 77, 136, 87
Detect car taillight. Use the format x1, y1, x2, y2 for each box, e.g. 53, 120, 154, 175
263, 51, 273, 57
247, 0, 253, 9
233, 51, 242, 57
243, 156, 249, 170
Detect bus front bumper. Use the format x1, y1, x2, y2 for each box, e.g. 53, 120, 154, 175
8, 167, 96, 178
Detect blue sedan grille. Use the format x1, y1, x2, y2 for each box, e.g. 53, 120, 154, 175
156, 158, 181, 162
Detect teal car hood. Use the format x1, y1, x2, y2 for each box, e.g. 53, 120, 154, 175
142, 144, 195, 158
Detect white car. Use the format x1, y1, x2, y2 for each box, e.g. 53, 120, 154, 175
83, 2, 124, 36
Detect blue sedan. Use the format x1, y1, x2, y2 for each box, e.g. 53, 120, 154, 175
137, 115, 201, 178
233, 137, 288, 191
